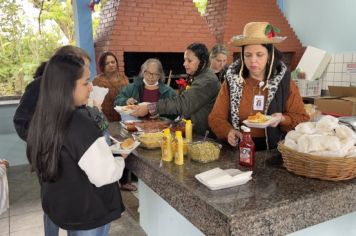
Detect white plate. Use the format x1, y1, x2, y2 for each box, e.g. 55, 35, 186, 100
120, 120, 142, 129
242, 115, 280, 129
195, 168, 252, 190
110, 141, 141, 155
114, 105, 138, 115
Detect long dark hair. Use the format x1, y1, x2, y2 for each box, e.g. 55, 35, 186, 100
241, 44, 283, 79
26, 55, 85, 182
186, 43, 210, 76
98, 51, 119, 73
33, 62, 47, 80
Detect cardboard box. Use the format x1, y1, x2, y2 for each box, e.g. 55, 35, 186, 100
314, 86, 356, 116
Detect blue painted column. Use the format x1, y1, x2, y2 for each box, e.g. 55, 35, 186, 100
277, 0, 285, 14
72, 0, 97, 80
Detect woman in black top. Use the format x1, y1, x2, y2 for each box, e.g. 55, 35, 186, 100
26, 54, 126, 235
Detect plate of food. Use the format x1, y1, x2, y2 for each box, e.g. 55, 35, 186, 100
242, 112, 279, 128
120, 120, 143, 132
136, 131, 164, 149
114, 105, 139, 115
110, 137, 141, 155
134, 118, 172, 133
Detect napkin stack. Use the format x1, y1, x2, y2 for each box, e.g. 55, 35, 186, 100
195, 167, 252, 190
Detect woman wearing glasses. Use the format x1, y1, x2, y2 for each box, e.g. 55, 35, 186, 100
114, 58, 176, 109
131, 43, 221, 136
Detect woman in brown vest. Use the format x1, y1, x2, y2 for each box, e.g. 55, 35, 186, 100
208, 22, 309, 150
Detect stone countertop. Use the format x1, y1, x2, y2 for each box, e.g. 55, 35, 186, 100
109, 122, 356, 236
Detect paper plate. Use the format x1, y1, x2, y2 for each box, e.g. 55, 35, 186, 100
114, 105, 138, 115
242, 116, 280, 129
110, 141, 141, 155
195, 168, 252, 190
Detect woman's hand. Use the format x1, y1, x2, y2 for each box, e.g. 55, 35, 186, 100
227, 129, 242, 147
127, 97, 138, 105
131, 104, 149, 117
270, 113, 285, 127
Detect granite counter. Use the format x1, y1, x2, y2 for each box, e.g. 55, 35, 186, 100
109, 122, 356, 235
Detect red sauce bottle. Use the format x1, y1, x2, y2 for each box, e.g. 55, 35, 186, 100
239, 126, 255, 167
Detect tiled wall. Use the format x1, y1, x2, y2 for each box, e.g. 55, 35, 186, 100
320, 52, 356, 90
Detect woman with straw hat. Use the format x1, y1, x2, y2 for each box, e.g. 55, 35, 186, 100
208, 22, 309, 150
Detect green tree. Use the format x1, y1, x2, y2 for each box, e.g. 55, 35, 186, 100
30, 0, 75, 43
30, 0, 103, 42
0, 0, 62, 96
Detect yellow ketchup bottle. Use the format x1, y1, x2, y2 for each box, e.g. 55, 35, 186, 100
185, 120, 193, 142
161, 128, 173, 162
174, 131, 184, 165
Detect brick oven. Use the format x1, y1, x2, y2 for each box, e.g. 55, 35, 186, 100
95, 0, 304, 81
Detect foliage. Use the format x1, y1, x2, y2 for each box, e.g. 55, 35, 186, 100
0, 0, 62, 96
0, 0, 204, 96
193, 0, 208, 15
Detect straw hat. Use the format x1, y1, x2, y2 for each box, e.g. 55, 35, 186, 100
230, 22, 286, 47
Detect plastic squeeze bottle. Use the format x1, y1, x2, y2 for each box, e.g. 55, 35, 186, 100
174, 131, 184, 165
161, 128, 173, 162
185, 120, 193, 142
239, 126, 255, 167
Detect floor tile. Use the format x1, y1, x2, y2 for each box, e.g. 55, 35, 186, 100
0, 210, 9, 219
7, 164, 146, 236
10, 225, 43, 236
8, 166, 41, 217
0, 217, 9, 236
9, 210, 43, 233
9, 199, 42, 217
109, 212, 146, 236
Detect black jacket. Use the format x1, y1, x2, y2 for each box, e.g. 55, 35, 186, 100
41, 110, 125, 230
13, 78, 41, 141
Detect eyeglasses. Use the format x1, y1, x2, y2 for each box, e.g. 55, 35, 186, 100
144, 71, 160, 79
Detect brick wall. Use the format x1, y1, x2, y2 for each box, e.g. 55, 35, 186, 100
95, 0, 305, 74
95, 0, 215, 74
221, 0, 305, 68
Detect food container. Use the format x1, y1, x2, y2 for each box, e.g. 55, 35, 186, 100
188, 141, 222, 163
137, 132, 164, 149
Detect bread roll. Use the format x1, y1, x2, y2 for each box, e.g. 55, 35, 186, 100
121, 138, 135, 150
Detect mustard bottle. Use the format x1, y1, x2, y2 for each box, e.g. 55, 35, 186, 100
185, 120, 193, 142
161, 128, 173, 162
174, 131, 184, 165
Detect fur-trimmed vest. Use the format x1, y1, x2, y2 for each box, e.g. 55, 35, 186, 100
225, 59, 290, 149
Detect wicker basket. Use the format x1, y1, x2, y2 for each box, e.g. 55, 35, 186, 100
277, 142, 356, 181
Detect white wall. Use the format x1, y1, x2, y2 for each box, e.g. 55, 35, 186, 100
283, 0, 356, 53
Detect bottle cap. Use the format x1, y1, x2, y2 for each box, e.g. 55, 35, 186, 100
241, 125, 251, 132
186, 120, 192, 125
175, 131, 182, 137
163, 128, 171, 135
